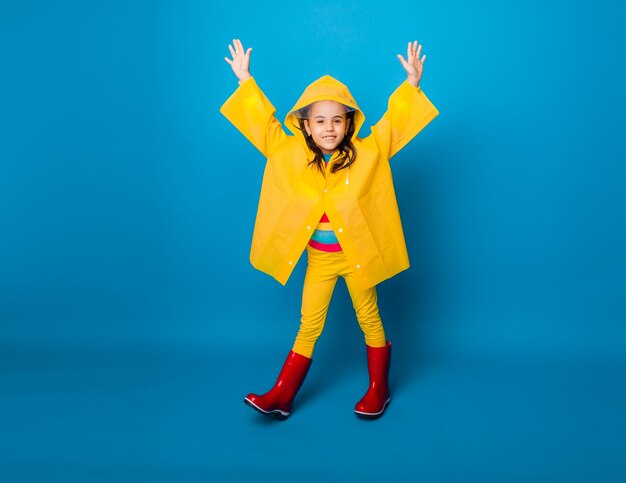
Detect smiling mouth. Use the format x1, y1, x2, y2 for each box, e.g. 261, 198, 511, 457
322, 136, 336, 141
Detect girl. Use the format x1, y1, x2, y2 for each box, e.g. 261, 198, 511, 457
221, 38, 438, 419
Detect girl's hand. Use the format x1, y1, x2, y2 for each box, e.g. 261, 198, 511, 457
224, 38, 252, 83
397, 40, 426, 88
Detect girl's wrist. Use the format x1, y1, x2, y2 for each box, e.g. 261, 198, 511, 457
407, 76, 420, 88
238, 73, 252, 83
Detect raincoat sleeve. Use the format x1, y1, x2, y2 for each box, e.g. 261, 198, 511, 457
370, 81, 439, 159
219, 77, 288, 157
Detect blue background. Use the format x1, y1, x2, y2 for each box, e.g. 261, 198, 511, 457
1, 0, 625, 481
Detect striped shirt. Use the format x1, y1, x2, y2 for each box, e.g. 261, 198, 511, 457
308, 154, 343, 252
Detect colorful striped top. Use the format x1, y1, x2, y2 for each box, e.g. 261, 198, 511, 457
308, 154, 343, 252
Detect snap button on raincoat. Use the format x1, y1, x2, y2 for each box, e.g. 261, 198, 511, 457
220, 75, 439, 289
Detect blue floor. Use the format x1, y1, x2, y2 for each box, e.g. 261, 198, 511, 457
1, 341, 625, 482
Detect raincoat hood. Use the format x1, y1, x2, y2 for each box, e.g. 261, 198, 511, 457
285, 75, 365, 141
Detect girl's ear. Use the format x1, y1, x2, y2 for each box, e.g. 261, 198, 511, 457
304, 119, 311, 136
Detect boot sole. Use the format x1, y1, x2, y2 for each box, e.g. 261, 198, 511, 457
243, 397, 290, 420
354, 397, 391, 419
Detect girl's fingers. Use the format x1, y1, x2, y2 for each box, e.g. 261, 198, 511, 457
224, 57, 233, 65
228, 39, 252, 60
402, 41, 428, 68
397, 54, 409, 70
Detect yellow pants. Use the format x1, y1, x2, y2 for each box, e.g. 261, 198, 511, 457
292, 246, 387, 358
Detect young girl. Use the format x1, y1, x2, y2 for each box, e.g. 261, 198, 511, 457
221, 38, 438, 419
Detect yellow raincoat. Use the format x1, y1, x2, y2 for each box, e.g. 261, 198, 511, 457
220, 75, 439, 289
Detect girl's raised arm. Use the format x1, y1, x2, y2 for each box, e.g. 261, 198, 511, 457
369, 40, 438, 159
224, 38, 252, 83
220, 39, 288, 157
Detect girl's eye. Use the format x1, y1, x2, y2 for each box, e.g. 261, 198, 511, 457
317, 120, 324, 124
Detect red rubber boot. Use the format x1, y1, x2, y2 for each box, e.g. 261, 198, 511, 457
244, 351, 312, 420
354, 341, 391, 418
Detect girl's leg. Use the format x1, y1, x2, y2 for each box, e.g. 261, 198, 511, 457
244, 247, 341, 419
292, 248, 341, 358
344, 274, 391, 418
343, 277, 386, 348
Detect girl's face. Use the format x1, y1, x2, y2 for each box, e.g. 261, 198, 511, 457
304, 101, 350, 154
